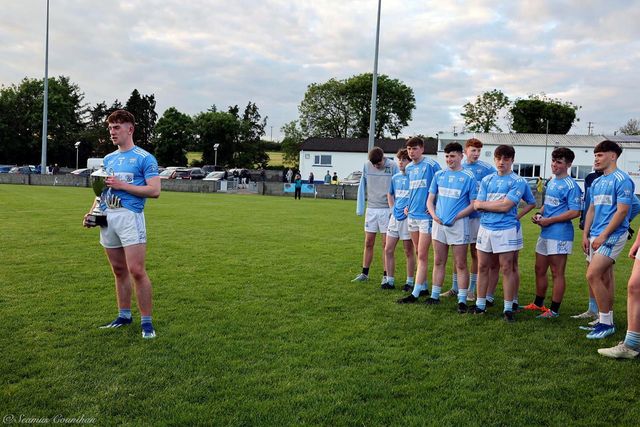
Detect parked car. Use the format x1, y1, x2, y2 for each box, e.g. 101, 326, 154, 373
342, 171, 362, 185
70, 168, 93, 176
202, 165, 225, 173
9, 166, 37, 175
175, 168, 206, 180
159, 169, 177, 179
203, 171, 227, 181
0, 165, 15, 173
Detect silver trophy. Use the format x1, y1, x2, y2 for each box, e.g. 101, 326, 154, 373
85, 167, 112, 227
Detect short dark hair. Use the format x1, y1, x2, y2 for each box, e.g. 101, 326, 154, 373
444, 142, 463, 154
396, 148, 410, 161
551, 147, 575, 163
405, 136, 424, 148
107, 109, 135, 125
594, 140, 622, 157
465, 138, 483, 149
369, 147, 384, 164
494, 144, 515, 159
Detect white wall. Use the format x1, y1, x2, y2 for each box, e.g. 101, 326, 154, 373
300, 150, 440, 183
299, 150, 369, 182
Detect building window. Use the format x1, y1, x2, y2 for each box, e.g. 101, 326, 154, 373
313, 154, 332, 166
513, 163, 541, 177
570, 165, 593, 180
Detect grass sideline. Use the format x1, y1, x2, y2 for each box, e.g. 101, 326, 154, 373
1, 185, 640, 425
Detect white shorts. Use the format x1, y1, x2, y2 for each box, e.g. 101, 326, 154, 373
100, 208, 147, 248
432, 217, 471, 245
365, 208, 390, 234
408, 217, 433, 234
586, 234, 627, 262
387, 216, 411, 240
536, 237, 573, 256
469, 217, 480, 244
476, 225, 523, 254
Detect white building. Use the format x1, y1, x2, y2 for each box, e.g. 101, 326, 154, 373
437, 132, 640, 191
298, 137, 438, 183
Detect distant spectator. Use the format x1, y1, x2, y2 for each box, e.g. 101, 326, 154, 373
260, 168, 266, 182
331, 172, 338, 185
324, 170, 331, 184
52, 164, 60, 175
308, 172, 314, 184
282, 169, 287, 183
286, 168, 293, 183
294, 173, 302, 200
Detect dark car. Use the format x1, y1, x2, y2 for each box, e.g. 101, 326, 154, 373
175, 168, 206, 180
202, 165, 225, 173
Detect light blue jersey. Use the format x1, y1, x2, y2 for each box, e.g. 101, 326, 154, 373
522, 183, 536, 206
101, 146, 159, 213
589, 169, 635, 238
541, 176, 583, 241
477, 172, 528, 231
463, 160, 496, 219
389, 172, 410, 220
406, 156, 441, 220
429, 169, 477, 226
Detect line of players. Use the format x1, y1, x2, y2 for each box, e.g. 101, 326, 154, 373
354, 136, 640, 359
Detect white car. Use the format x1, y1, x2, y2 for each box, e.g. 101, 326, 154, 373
203, 171, 226, 181
341, 171, 362, 185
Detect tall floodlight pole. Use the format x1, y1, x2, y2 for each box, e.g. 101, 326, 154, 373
367, 0, 382, 151
40, 0, 50, 174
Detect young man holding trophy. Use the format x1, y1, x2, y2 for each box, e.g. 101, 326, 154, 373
83, 110, 161, 339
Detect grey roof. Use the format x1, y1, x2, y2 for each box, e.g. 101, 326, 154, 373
437, 132, 640, 149
301, 137, 438, 155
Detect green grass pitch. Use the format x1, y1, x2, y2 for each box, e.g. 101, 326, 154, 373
1, 185, 639, 425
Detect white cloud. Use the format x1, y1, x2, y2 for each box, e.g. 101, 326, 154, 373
1, 0, 639, 139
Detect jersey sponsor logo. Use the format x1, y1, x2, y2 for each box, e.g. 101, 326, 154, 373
396, 189, 410, 198
116, 172, 134, 183
439, 187, 462, 198
486, 192, 505, 201
410, 179, 427, 189
544, 195, 561, 207
594, 194, 613, 206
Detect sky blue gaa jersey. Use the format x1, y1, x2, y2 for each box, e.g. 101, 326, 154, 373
429, 168, 477, 226
477, 172, 528, 231
388, 172, 410, 220
405, 156, 441, 220
588, 168, 635, 239
541, 175, 583, 241
101, 146, 159, 213
462, 159, 495, 219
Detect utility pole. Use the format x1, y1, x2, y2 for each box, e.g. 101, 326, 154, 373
587, 121, 594, 135
40, 0, 50, 174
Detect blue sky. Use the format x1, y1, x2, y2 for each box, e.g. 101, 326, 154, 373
2, 0, 639, 140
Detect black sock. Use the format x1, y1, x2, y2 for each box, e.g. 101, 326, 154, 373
383, 270, 387, 276
362, 267, 370, 276
534, 295, 545, 307
550, 301, 561, 313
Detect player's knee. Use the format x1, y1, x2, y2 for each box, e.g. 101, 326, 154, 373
628, 278, 640, 298
128, 264, 147, 282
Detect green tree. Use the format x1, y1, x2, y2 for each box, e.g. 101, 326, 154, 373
510, 94, 580, 134
0, 76, 85, 166
461, 89, 510, 133
153, 107, 193, 166
193, 110, 240, 167
234, 102, 269, 168
619, 118, 640, 135
125, 89, 158, 153
298, 73, 415, 138
281, 121, 304, 167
